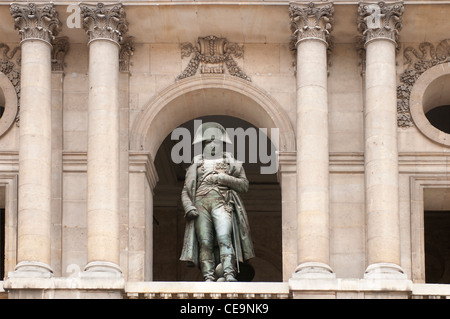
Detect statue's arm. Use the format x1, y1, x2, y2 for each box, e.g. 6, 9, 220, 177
181, 185, 196, 216
218, 167, 249, 193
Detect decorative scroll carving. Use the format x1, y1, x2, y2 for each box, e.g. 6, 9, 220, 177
289, 2, 334, 48
397, 39, 450, 128
80, 2, 128, 45
177, 35, 251, 82
0, 43, 21, 126
119, 36, 135, 72
10, 3, 61, 44
357, 1, 404, 47
51, 37, 70, 71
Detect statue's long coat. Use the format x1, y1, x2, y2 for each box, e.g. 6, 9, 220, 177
179, 153, 255, 268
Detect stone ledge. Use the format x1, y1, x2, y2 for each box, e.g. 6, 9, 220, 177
125, 281, 291, 299
412, 283, 450, 298
289, 277, 412, 291
3, 276, 125, 291
4, 278, 450, 299
289, 277, 413, 298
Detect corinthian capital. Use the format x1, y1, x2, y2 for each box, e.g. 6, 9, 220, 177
358, 1, 404, 47
289, 2, 334, 47
80, 2, 128, 45
10, 3, 61, 44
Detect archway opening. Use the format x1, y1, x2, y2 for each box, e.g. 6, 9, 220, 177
152, 115, 282, 282
424, 188, 450, 283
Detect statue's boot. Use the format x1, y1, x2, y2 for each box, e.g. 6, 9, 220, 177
221, 254, 237, 282
200, 258, 216, 281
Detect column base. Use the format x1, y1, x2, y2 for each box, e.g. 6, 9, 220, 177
364, 263, 407, 280
291, 262, 336, 279
7, 261, 53, 279
82, 261, 123, 279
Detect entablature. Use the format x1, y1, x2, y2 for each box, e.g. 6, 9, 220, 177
0, 2, 448, 47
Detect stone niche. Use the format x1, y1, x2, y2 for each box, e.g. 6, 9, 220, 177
152, 115, 282, 282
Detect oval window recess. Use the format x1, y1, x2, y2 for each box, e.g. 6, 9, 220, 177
409, 64, 450, 147
0, 72, 19, 137
0, 89, 5, 119
425, 105, 450, 135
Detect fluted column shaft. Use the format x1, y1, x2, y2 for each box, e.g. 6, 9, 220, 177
289, 2, 335, 278
81, 2, 128, 275
358, 1, 406, 279
10, 2, 61, 276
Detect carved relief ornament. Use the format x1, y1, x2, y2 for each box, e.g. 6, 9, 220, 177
289, 2, 334, 48
0, 44, 21, 126
397, 40, 450, 128
177, 35, 251, 82
80, 2, 128, 45
10, 3, 61, 44
51, 37, 70, 72
357, 1, 404, 47
119, 36, 135, 72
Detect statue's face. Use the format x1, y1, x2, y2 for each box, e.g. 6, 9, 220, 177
202, 139, 224, 158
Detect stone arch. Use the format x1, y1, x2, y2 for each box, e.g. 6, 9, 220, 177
129, 74, 296, 158
130, 74, 297, 282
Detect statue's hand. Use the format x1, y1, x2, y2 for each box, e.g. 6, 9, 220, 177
205, 172, 219, 184
186, 208, 199, 220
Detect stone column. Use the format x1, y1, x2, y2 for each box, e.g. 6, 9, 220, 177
9, 3, 61, 277
80, 2, 128, 276
289, 2, 335, 279
358, 1, 406, 279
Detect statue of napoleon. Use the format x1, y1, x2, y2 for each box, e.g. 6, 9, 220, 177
179, 122, 255, 282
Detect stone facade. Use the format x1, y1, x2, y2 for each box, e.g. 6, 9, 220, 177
0, 0, 449, 299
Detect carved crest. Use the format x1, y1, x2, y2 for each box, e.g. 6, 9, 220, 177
177, 35, 251, 82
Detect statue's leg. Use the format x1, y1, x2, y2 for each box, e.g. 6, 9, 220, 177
212, 204, 236, 281
194, 200, 216, 281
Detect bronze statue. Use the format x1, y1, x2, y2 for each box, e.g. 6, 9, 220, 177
179, 122, 255, 282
